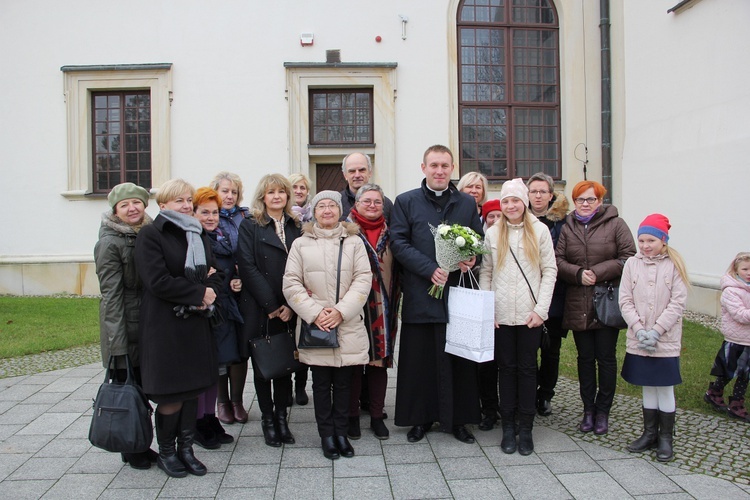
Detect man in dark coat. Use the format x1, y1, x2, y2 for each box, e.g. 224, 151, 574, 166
339, 152, 393, 221
390, 144, 484, 444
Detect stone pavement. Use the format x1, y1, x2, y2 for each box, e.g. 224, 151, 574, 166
1, 357, 749, 499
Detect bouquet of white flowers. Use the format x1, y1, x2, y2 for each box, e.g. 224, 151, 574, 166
428, 223, 488, 299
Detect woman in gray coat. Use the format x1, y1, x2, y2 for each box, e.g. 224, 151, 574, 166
94, 182, 155, 470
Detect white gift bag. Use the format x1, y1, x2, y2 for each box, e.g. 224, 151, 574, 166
445, 272, 495, 362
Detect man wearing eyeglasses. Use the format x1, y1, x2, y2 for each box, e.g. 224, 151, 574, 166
339, 153, 393, 221
526, 172, 570, 418
390, 144, 484, 445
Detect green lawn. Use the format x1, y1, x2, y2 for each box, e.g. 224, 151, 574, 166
0, 296, 99, 358
557, 320, 725, 416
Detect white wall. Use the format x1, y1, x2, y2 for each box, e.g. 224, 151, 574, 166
619, 0, 750, 288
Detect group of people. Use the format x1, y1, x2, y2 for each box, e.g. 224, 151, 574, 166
93, 143, 749, 478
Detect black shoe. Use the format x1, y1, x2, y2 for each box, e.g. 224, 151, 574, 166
155, 411, 188, 478
194, 417, 221, 450
452, 425, 475, 444
206, 414, 234, 444
335, 435, 355, 458
274, 409, 295, 445
121, 452, 151, 470
478, 412, 498, 431
537, 399, 552, 417
321, 436, 340, 460
348, 416, 361, 440
145, 448, 158, 463
295, 387, 309, 406
178, 446, 207, 476
406, 423, 432, 443
517, 430, 534, 456
262, 413, 281, 447
370, 417, 389, 440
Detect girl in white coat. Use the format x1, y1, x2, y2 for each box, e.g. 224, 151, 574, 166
479, 178, 556, 456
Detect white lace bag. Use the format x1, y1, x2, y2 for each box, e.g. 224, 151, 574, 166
445, 271, 495, 362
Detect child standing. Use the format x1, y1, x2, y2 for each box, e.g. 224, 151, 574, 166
619, 214, 689, 462
704, 252, 750, 421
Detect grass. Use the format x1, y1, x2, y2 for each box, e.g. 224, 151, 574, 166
558, 320, 726, 416
0, 296, 99, 358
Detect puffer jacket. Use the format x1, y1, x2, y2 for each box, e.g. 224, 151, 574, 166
555, 204, 636, 331
283, 222, 372, 367
720, 273, 750, 346
94, 211, 152, 368
619, 253, 687, 357
479, 217, 557, 325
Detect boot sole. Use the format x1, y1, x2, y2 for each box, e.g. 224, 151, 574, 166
157, 460, 188, 478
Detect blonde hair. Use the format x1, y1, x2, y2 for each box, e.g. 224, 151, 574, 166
495, 208, 540, 271
209, 171, 244, 206
665, 246, 691, 290
156, 178, 195, 205
250, 174, 296, 225
728, 252, 750, 275
288, 173, 311, 191
457, 171, 489, 206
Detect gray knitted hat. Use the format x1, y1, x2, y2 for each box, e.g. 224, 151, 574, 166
310, 190, 343, 216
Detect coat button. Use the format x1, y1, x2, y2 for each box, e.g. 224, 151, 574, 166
437, 208, 442, 213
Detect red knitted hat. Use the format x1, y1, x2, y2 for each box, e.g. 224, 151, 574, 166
638, 213, 670, 243
482, 199, 501, 220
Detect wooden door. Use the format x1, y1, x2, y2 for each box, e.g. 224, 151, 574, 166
315, 164, 346, 194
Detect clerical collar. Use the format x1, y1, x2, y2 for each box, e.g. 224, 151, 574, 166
426, 185, 449, 197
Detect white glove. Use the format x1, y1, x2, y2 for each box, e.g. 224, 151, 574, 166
637, 329, 660, 352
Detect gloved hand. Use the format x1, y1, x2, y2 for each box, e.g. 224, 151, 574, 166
637, 329, 660, 352
635, 329, 647, 342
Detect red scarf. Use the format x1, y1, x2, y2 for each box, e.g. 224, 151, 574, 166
350, 209, 385, 248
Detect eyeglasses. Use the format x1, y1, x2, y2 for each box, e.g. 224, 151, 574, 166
529, 190, 550, 196
574, 197, 598, 205
315, 203, 339, 211
358, 199, 383, 206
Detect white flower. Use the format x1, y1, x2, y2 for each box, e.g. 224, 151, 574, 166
470, 235, 478, 245
455, 236, 466, 247
438, 224, 450, 236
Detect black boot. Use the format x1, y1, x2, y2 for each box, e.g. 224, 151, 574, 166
206, 414, 234, 444
194, 416, 220, 449
348, 416, 361, 440
121, 452, 151, 470
274, 408, 295, 444
500, 412, 517, 454
262, 413, 281, 447
155, 411, 187, 478
656, 410, 675, 462
627, 408, 658, 453
295, 372, 309, 406
517, 413, 535, 456
177, 401, 208, 476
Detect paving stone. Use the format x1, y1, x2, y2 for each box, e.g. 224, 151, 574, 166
598, 458, 685, 496
538, 450, 603, 474
484, 445, 544, 467
222, 463, 280, 488
228, 436, 283, 465
281, 446, 332, 468
22, 392, 67, 405
333, 475, 393, 499
388, 462, 452, 499
0, 479, 54, 499
556, 471, 631, 499
382, 443, 436, 465
533, 426, 582, 453
437, 455, 497, 480
216, 486, 275, 500
193, 449, 232, 473
275, 465, 332, 499
40, 377, 92, 393
0, 434, 53, 454
0, 384, 40, 401
671, 473, 750, 499
447, 477, 514, 499
7, 457, 77, 480
334, 454, 387, 478
68, 449, 128, 473
0, 452, 32, 481
97, 489, 160, 500
0, 404, 55, 425
16, 412, 80, 435
156, 471, 223, 498
426, 429, 484, 458
498, 464, 571, 499
39, 472, 114, 500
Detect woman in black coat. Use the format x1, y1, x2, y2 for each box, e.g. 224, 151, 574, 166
236, 174, 302, 447
135, 179, 223, 479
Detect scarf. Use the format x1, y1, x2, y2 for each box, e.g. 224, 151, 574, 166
350, 209, 386, 250
292, 203, 313, 223
574, 206, 600, 225
158, 210, 207, 284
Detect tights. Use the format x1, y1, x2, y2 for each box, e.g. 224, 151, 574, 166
642, 386, 675, 412
217, 361, 249, 404
716, 375, 749, 399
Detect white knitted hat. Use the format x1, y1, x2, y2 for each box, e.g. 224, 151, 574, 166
500, 178, 529, 206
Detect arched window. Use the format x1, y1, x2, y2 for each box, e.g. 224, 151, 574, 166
457, 0, 560, 180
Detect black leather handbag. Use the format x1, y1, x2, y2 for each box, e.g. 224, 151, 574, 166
298, 237, 343, 349
593, 282, 627, 329
88, 355, 153, 454
250, 320, 303, 380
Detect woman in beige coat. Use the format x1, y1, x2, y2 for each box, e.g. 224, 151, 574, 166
283, 190, 372, 460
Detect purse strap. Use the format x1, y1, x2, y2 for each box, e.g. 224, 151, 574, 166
508, 246, 538, 305
335, 236, 344, 303
105, 354, 137, 385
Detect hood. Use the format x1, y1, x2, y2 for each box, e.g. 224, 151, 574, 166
721, 272, 750, 292
98, 210, 153, 237
301, 221, 360, 239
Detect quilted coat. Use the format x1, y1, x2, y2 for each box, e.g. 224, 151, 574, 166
479, 218, 557, 325
619, 253, 687, 357
555, 204, 636, 331
720, 273, 750, 346
283, 222, 372, 367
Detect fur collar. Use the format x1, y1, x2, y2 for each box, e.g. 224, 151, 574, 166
101, 210, 153, 235
545, 193, 570, 222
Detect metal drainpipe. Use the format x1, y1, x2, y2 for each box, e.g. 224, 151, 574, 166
600, 0, 612, 203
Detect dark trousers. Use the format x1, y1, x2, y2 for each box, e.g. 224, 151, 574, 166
496, 325, 542, 417
250, 357, 291, 414
311, 365, 354, 437
573, 327, 619, 414
536, 316, 567, 402
349, 365, 388, 418
478, 360, 499, 416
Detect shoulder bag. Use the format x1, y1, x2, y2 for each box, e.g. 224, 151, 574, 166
298, 237, 343, 349
250, 319, 303, 381
88, 355, 154, 454
593, 282, 627, 329
508, 247, 550, 349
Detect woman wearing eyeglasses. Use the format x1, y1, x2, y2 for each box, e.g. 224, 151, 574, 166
555, 180, 636, 436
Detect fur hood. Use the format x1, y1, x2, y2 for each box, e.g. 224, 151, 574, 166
301, 221, 360, 238
545, 193, 569, 222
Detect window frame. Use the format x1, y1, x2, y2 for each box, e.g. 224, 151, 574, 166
61, 63, 172, 199
308, 87, 375, 146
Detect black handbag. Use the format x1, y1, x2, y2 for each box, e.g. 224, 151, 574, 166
250, 320, 303, 381
88, 355, 153, 454
593, 282, 627, 329
298, 237, 343, 349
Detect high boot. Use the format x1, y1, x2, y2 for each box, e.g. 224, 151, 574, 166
274, 407, 295, 444
656, 410, 675, 462
261, 413, 281, 447
627, 408, 658, 453
500, 412, 517, 454
704, 382, 727, 411
177, 400, 208, 476
155, 411, 187, 478
517, 413, 535, 456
